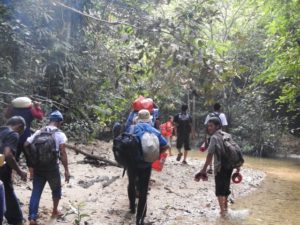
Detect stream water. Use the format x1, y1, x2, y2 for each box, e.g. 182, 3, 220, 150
185, 155, 300, 225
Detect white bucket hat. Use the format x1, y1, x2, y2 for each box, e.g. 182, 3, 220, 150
136, 109, 153, 123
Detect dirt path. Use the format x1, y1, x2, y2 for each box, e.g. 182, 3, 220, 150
12, 141, 265, 225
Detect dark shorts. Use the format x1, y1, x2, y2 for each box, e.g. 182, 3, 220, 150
215, 168, 233, 196
176, 135, 191, 151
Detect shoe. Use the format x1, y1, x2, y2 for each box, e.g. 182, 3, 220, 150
176, 153, 183, 161
182, 160, 188, 165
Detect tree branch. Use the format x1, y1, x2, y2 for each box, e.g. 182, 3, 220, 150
53, 1, 136, 28
66, 143, 120, 168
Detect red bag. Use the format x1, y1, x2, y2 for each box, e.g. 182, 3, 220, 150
132, 96, 154, 112
152, 153, 168, 172
199, 142, 207, 152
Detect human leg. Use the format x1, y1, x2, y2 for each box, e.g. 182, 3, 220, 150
29, 172, 47, 222
46, 169, 62, 217
167, 137, 172, 156
136, 166, 151, 225
127, 167, 137, 213
215, 168, 233, 216
4, 179, 24, 225
176, 136, 183, 161
182, 136, 191, 163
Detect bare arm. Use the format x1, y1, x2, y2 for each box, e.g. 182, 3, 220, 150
201, 153, 214, 173
59, 144, 70, 182
4, 147, 27, 181
160, 145, 171, 153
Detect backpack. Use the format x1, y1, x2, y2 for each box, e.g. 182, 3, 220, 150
141, 132, 160, 163
29, 128, 59, 169
209, 112, 222, 125
112, 133, 143, 168
220, 131, 244, 169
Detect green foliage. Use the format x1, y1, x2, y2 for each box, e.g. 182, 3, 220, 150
0, 0, 299, 151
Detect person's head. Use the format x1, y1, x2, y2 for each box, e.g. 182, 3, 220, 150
207, 117, 222, 135
49, 110, 64, 127
213, 103, 221, 112
181, 104, 188, 112
6, 116, 26, 135
136, 109, 153, 124
168, 116, 173, 122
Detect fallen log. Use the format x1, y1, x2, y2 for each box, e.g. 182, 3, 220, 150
65, 144, 121, 168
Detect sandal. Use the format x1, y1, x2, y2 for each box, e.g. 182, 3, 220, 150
207, 168, 213, 174
182, 160, 188, 165
176, 153, 183, 161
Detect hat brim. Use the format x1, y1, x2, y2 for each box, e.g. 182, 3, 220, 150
137, 115, 153, 123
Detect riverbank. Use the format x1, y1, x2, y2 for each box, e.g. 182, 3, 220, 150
12, 141, 265, 225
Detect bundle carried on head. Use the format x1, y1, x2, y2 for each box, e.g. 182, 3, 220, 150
12, 97, 32, 108
132, 96, 154, 113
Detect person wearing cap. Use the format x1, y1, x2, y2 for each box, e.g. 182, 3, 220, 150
128, 109, 170, 225
0, 116, 28, 225
197, 117, 237, 217
25, 110, 70, 225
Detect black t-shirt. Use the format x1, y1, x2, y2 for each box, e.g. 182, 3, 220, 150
0, 126, 19, 155
0, 126, 19, 181
174, 113, 192, 136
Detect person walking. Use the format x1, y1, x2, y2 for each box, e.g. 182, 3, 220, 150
160, 116, 174, 156
204, 103, 228, 173
5, 97, 44, 180
128, 109, 169, 225
174, 104, 193, 164
197, 117, 238, 216
0, 116, 27, 225
25, 111, 70, 225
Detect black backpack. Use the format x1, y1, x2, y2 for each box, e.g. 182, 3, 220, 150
112, 133, 143, 168
209, 112, 222, 125
29, 128, 59, 169
220, 131, 244, 169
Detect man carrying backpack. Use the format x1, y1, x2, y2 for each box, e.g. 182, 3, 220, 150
174, 104, 193, 164
204, 103, 228, 173
196, 117, 243, 217
0, 116, 27, 225
25, 111, 70, 225
127, 109, 169, 225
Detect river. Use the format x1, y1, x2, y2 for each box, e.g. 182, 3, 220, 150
230, 157, 300, 225
189, 156, 300, 225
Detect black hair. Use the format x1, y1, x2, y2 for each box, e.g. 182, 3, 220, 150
208, 117, 222, 128
6, 116, 26, 129
214, 103, 221, 111
181, 104, 188, 112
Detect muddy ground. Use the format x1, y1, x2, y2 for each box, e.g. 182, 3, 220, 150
12, 141, 265, 225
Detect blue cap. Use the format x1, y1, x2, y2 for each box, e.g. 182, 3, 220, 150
49, 110, 64, 122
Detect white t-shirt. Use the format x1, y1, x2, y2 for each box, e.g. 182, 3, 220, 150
27, 125, 68, 152
204, 112, 228, 126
